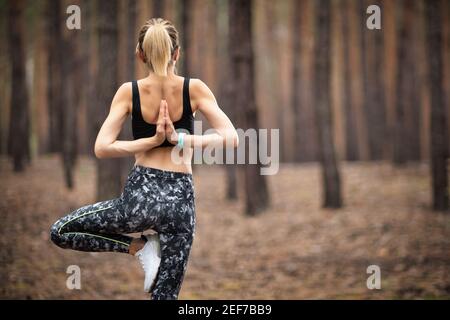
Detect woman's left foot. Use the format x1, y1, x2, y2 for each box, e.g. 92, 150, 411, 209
135, 234, 161, 292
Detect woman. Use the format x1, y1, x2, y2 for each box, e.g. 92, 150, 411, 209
50, 18, 239, 300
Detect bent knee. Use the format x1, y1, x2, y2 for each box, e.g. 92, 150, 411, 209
50, 221, 64, 247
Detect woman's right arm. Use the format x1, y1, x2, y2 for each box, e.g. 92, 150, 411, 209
164, 79, 239, 149
94, 82, 165, 159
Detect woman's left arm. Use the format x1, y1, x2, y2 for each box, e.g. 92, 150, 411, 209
94, 82, 163, 158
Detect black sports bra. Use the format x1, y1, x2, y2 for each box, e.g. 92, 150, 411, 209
131, 77, 194, 147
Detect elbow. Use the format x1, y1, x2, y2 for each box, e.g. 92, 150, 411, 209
232, 132, 239, 148
220, 129, 239, 148
94, 145, 106, 159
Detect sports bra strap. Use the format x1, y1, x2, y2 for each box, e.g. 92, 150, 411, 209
183, 77, 193, 116
131, 80, 143, 120
132, 78, 192, 121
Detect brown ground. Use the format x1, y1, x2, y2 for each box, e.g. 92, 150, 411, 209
0, 155, 449, 299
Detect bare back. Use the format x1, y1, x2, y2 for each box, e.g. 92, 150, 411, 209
130, 75, 195, 173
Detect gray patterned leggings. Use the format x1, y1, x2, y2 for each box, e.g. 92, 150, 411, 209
50, 164, 196, 300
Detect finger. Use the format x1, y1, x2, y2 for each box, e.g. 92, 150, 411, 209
157, 100, 165, 122
158, 123, 165, 132
164, 107, 169, 126
165, 111, 172, 125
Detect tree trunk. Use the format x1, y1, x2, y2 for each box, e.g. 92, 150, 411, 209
78, 0, 92, 155
264, 0, 285, 162
341, 0, 359, 161
7, 0, 30, 172
60, 0, 81, 189
33, 1, 50, 155
180, 0, 192, 75
291, 0, 309, 162
45, 0, 63, 154
365, 0, 386, 160
407, 1, 422, 162
394, 0, 421, 165
359, 0, 387, 160
0, 4, 8, 156
95, 0, 123, 201
426, 0, 448, 211
126, 0, 137, 82
80, 0, 98, 156
314, 0, 342, 208
229, 0, 269, 215
217, 0, 237, 200
153, 0, 164, 18
298, 0, 317, 162
119, 0, 137, 186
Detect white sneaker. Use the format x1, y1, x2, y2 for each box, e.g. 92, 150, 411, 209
135, 234, 161, 292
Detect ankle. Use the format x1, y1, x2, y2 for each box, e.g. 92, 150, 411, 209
129, 238, 145, 255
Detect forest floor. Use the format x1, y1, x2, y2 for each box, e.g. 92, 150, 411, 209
0, 154, 449, 299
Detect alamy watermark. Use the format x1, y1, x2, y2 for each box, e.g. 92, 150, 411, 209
66, 5, 81, 30
366, 5, 381, 30
66, 265, 81, 290
170, 121, 280, 176
366, 265, 381, 290
66, 4, 381, 31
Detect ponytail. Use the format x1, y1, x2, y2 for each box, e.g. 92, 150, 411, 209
142, 21, 172, 77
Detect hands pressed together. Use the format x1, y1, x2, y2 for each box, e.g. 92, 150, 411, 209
154, 99, 179, 146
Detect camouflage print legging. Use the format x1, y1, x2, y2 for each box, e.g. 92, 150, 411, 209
50, 164, 196, 300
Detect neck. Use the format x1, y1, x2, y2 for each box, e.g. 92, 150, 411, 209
147, 65, 176, 80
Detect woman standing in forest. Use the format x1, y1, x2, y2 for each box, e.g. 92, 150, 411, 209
50, 18, 239, 300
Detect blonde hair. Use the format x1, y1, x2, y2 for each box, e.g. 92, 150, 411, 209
136, 18, 180, 77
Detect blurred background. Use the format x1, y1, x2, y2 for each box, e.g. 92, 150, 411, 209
0, 0, 449, 299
